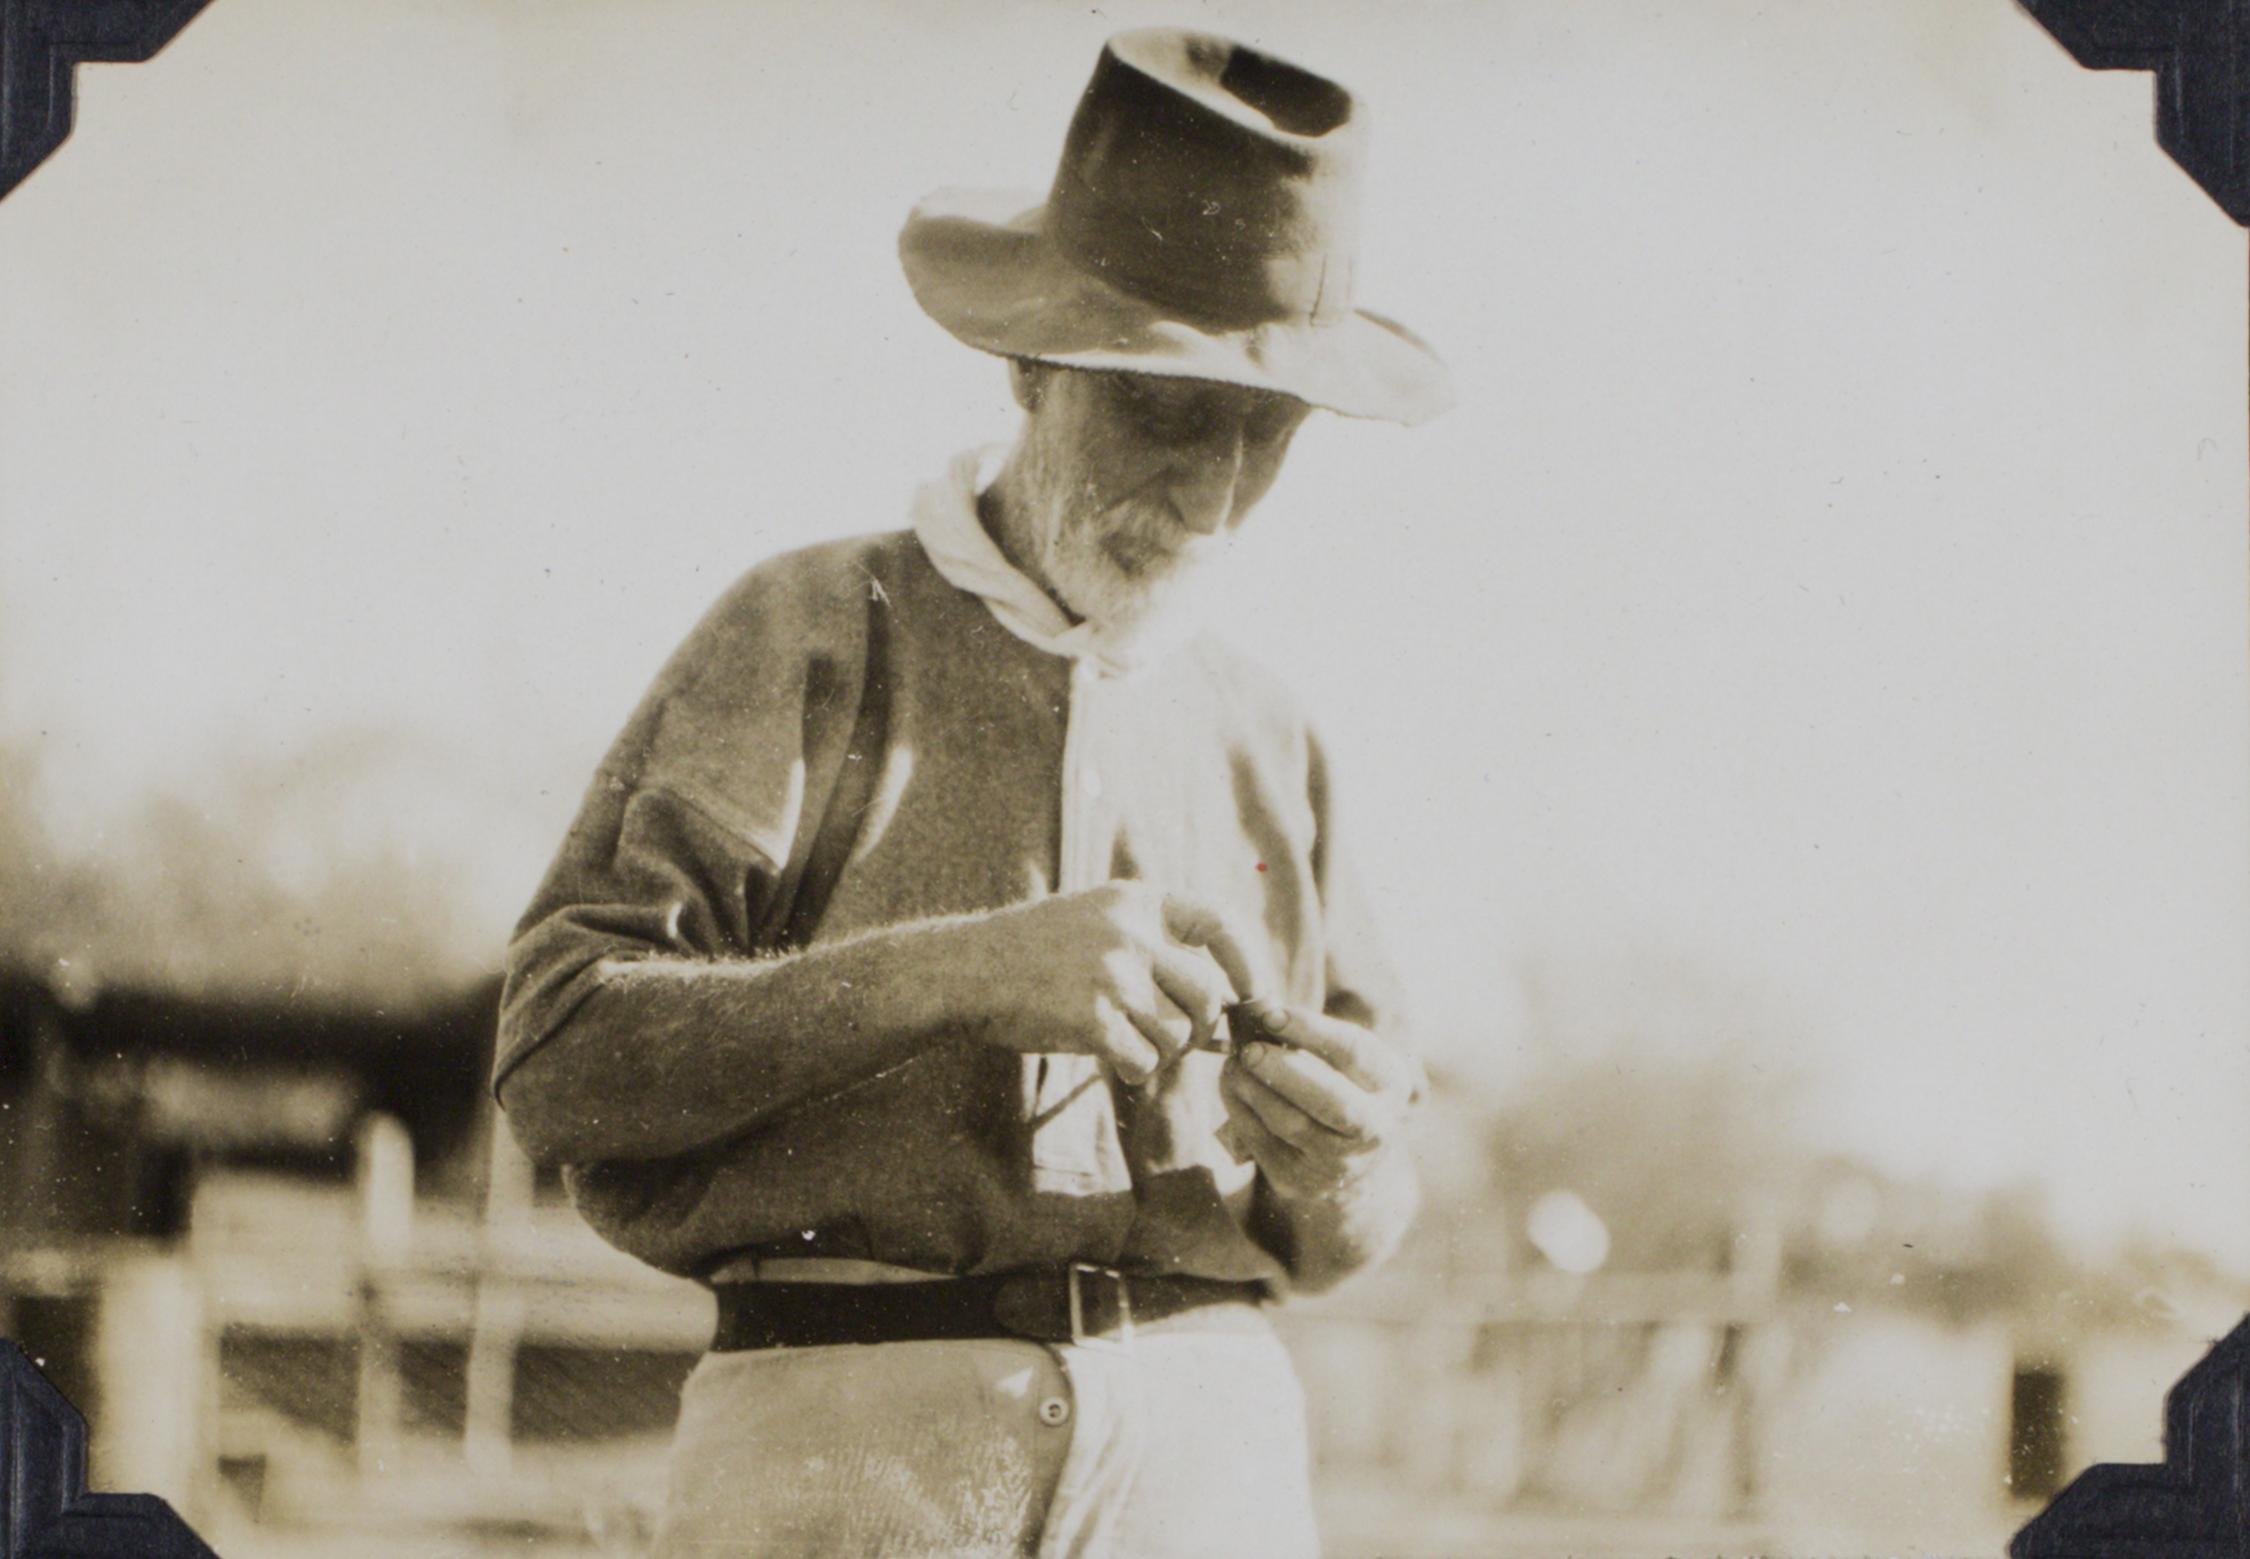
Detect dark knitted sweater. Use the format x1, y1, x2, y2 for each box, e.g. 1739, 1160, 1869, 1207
496, 527, 1408, 1285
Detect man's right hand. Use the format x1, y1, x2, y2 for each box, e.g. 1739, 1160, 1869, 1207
949, 882, 1259, 1084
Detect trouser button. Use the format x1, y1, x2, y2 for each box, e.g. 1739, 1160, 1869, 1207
1037, 1395, 1071, 1427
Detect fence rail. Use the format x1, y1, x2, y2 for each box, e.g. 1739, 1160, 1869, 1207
19, 1112, 2035, 1554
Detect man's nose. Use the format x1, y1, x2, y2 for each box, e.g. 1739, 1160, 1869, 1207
1167, 427, 1246, 534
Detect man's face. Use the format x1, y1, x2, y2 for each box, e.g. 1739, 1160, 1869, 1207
1012, 365, 1312, 628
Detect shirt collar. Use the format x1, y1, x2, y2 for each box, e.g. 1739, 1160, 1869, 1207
910, 446, 1197, 679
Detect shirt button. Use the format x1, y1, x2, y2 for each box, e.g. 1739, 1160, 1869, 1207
1080, 766, 1104, 802
1037, 1396, 1072, 1428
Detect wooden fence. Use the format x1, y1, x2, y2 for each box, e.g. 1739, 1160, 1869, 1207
0, 1110, 1821, 1553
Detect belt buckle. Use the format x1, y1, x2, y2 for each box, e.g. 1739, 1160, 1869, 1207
1066, 1263, 1134, 1349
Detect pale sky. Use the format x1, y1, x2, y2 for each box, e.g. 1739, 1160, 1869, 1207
2, 0, 2244, 1268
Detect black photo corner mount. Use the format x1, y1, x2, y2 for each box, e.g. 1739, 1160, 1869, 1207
0, 0, 2238, 1554
2008, 0, 2250, 1550
2010, 1316, 2250, 1558
2017, 0, 2250, 227
0, 0, 218, 203
0, 1341, 218, 1558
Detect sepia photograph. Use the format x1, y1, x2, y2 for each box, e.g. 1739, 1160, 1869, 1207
1, 2, 2244, 1555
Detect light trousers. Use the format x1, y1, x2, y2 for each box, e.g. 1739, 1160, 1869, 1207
648, 1325, 1323, 1557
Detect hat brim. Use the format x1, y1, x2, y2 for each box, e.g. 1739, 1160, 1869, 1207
899, 188, 1455, 426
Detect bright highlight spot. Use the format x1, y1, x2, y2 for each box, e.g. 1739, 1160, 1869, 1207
1526, 1189, 1610, 1275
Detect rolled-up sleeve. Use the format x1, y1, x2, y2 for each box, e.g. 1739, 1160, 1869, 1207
495, 774, 779, 1092
492, 550, 867, 1104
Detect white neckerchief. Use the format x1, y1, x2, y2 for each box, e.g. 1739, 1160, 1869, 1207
910, 447, 1197, 679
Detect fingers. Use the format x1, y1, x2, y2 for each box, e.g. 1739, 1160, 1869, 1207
1121, 987, 1196, 1074
1233, 1003, 1414, 1099
1224, 1063, 1341, 1151
1092, 998, 1162, 1084
1149, 943, 1231, 1052
1160, 894, 1258, 1001
1233, 1040, 1383, 1141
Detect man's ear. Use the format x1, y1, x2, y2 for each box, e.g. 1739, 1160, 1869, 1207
1008, 358, 1050, 413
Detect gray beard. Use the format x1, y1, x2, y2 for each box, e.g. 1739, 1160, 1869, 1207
1041, 510, 1168, 630
996, 419, 1231, 639
1025, 484, 1223, 637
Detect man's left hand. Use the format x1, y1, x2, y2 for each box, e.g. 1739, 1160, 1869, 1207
1217, 1002, 1419, 1202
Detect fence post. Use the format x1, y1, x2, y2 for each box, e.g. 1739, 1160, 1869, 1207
463, 1112, 534, 1475
1726, 1194, 1784, 1517
354, 1112, 413, 1477
90, 1250, 207, 1519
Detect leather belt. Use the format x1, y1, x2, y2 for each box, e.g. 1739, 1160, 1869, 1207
710, 1264, 1268, 1353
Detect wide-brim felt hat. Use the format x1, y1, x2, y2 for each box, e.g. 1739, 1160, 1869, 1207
899, 29, 1453, 426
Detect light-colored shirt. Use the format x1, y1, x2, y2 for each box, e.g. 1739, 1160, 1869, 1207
495, 468, 1408, 1286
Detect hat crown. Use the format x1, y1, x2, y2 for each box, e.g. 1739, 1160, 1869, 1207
1044, 30, 1365, 330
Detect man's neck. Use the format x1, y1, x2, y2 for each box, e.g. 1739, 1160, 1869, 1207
975, 457, 1082, 625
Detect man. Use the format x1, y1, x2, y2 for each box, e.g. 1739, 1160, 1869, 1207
495, 27, 1452, 1556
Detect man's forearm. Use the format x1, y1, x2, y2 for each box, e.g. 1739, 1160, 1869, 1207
498, 914, 993, 1167
1249, 1144, 1420, 1295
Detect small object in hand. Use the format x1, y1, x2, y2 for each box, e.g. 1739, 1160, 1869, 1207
1203, 1000, 1282, 1055
1214, 1117, 1252, 1164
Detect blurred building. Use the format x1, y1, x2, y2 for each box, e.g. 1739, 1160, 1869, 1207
0, 966, 705, 1556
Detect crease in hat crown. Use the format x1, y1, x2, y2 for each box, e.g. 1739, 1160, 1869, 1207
1044, 29, 1364, 331
898, 27, 1454, 425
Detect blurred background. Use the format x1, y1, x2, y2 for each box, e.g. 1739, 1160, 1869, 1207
2, 1, 2245, 1554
